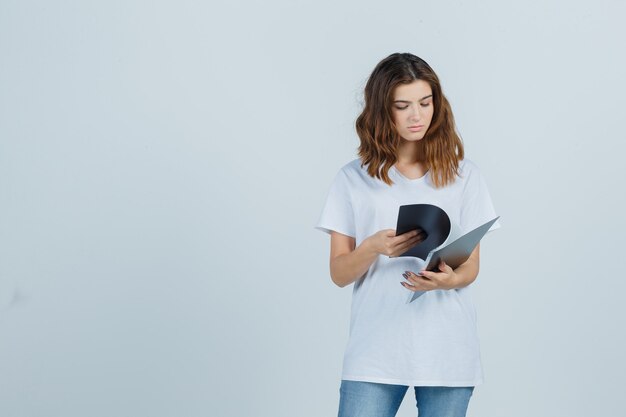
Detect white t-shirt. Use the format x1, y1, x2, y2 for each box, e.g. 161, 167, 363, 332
314, 157, 501, 387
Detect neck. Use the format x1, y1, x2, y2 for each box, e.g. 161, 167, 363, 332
396, 140, 426, 165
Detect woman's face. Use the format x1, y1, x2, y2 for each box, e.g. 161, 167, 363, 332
391, 79, 434, 141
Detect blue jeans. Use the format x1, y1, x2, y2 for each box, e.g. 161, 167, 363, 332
337, 380, 474, 417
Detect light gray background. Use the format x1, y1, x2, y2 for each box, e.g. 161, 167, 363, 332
1, 1, 624, 416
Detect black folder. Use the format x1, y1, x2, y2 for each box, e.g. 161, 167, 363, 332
393, 204, 500, 303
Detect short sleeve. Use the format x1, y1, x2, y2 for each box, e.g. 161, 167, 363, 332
314, 168, 356, 238
460, 163, 502, 235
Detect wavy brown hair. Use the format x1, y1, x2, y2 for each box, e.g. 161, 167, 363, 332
356, 53, 464, 188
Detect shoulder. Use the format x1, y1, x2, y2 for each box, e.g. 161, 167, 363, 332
324, 159, 363, 192
458, 157, 480, 175
333, 158, 367, 182
339, 158, 364, 174
325, 158, 372, 195
457, 157, 485, 182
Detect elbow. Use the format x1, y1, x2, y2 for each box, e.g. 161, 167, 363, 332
332, 279, 344, 288
329, 254, 357, 288
452, 260, 479, 289
330, 273, 348, 288
472, 263, 480, 282
466, 264, 480, 286
329, 260, 342, 288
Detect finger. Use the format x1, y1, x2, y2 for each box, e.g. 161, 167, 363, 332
405, 273, 436, 290
397, 229, 424, 242
401, 275, 426, 290
417, 229, 428, 239
422, 270, 450, 288
409, 232, 426, 243
410, 268, 440, 284
403, 271, 430, 286
388, 238, 411, 256
389, 240, 417, 258
410, 270, 431, 280
401, 281, 420, 292
440, 261, 453, 273
420, 270, 444, 284
395, 233, 425, 253
407, 229, 426, 241
395, 238, 420, 254
402, 272, 419, 285
400, 276, 415, 286
392, 230, 417, 244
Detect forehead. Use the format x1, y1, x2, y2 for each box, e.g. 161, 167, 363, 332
393, 79, 432, 99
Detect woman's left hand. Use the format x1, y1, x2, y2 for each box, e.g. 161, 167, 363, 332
401, 260, 457, 291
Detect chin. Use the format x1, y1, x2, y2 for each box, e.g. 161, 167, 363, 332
402, 133, 425, 141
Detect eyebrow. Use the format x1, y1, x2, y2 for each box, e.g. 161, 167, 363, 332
393, 94, 433, 103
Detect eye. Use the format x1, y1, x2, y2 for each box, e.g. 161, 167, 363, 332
395, 106, 409, 110
420, 102, 431, 107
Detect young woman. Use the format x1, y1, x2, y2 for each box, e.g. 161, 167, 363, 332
314, 53, 502, 417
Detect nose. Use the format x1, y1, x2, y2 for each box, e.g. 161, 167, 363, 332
409, 105, 421, 121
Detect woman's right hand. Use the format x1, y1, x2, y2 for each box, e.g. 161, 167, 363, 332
366, 228, 427, 258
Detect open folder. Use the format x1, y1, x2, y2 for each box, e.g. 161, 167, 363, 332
393, 204, 500, 303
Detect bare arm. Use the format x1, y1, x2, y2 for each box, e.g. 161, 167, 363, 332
448, 243, 480, 289
329, 232, 377, 288
329, 229, 426, 288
